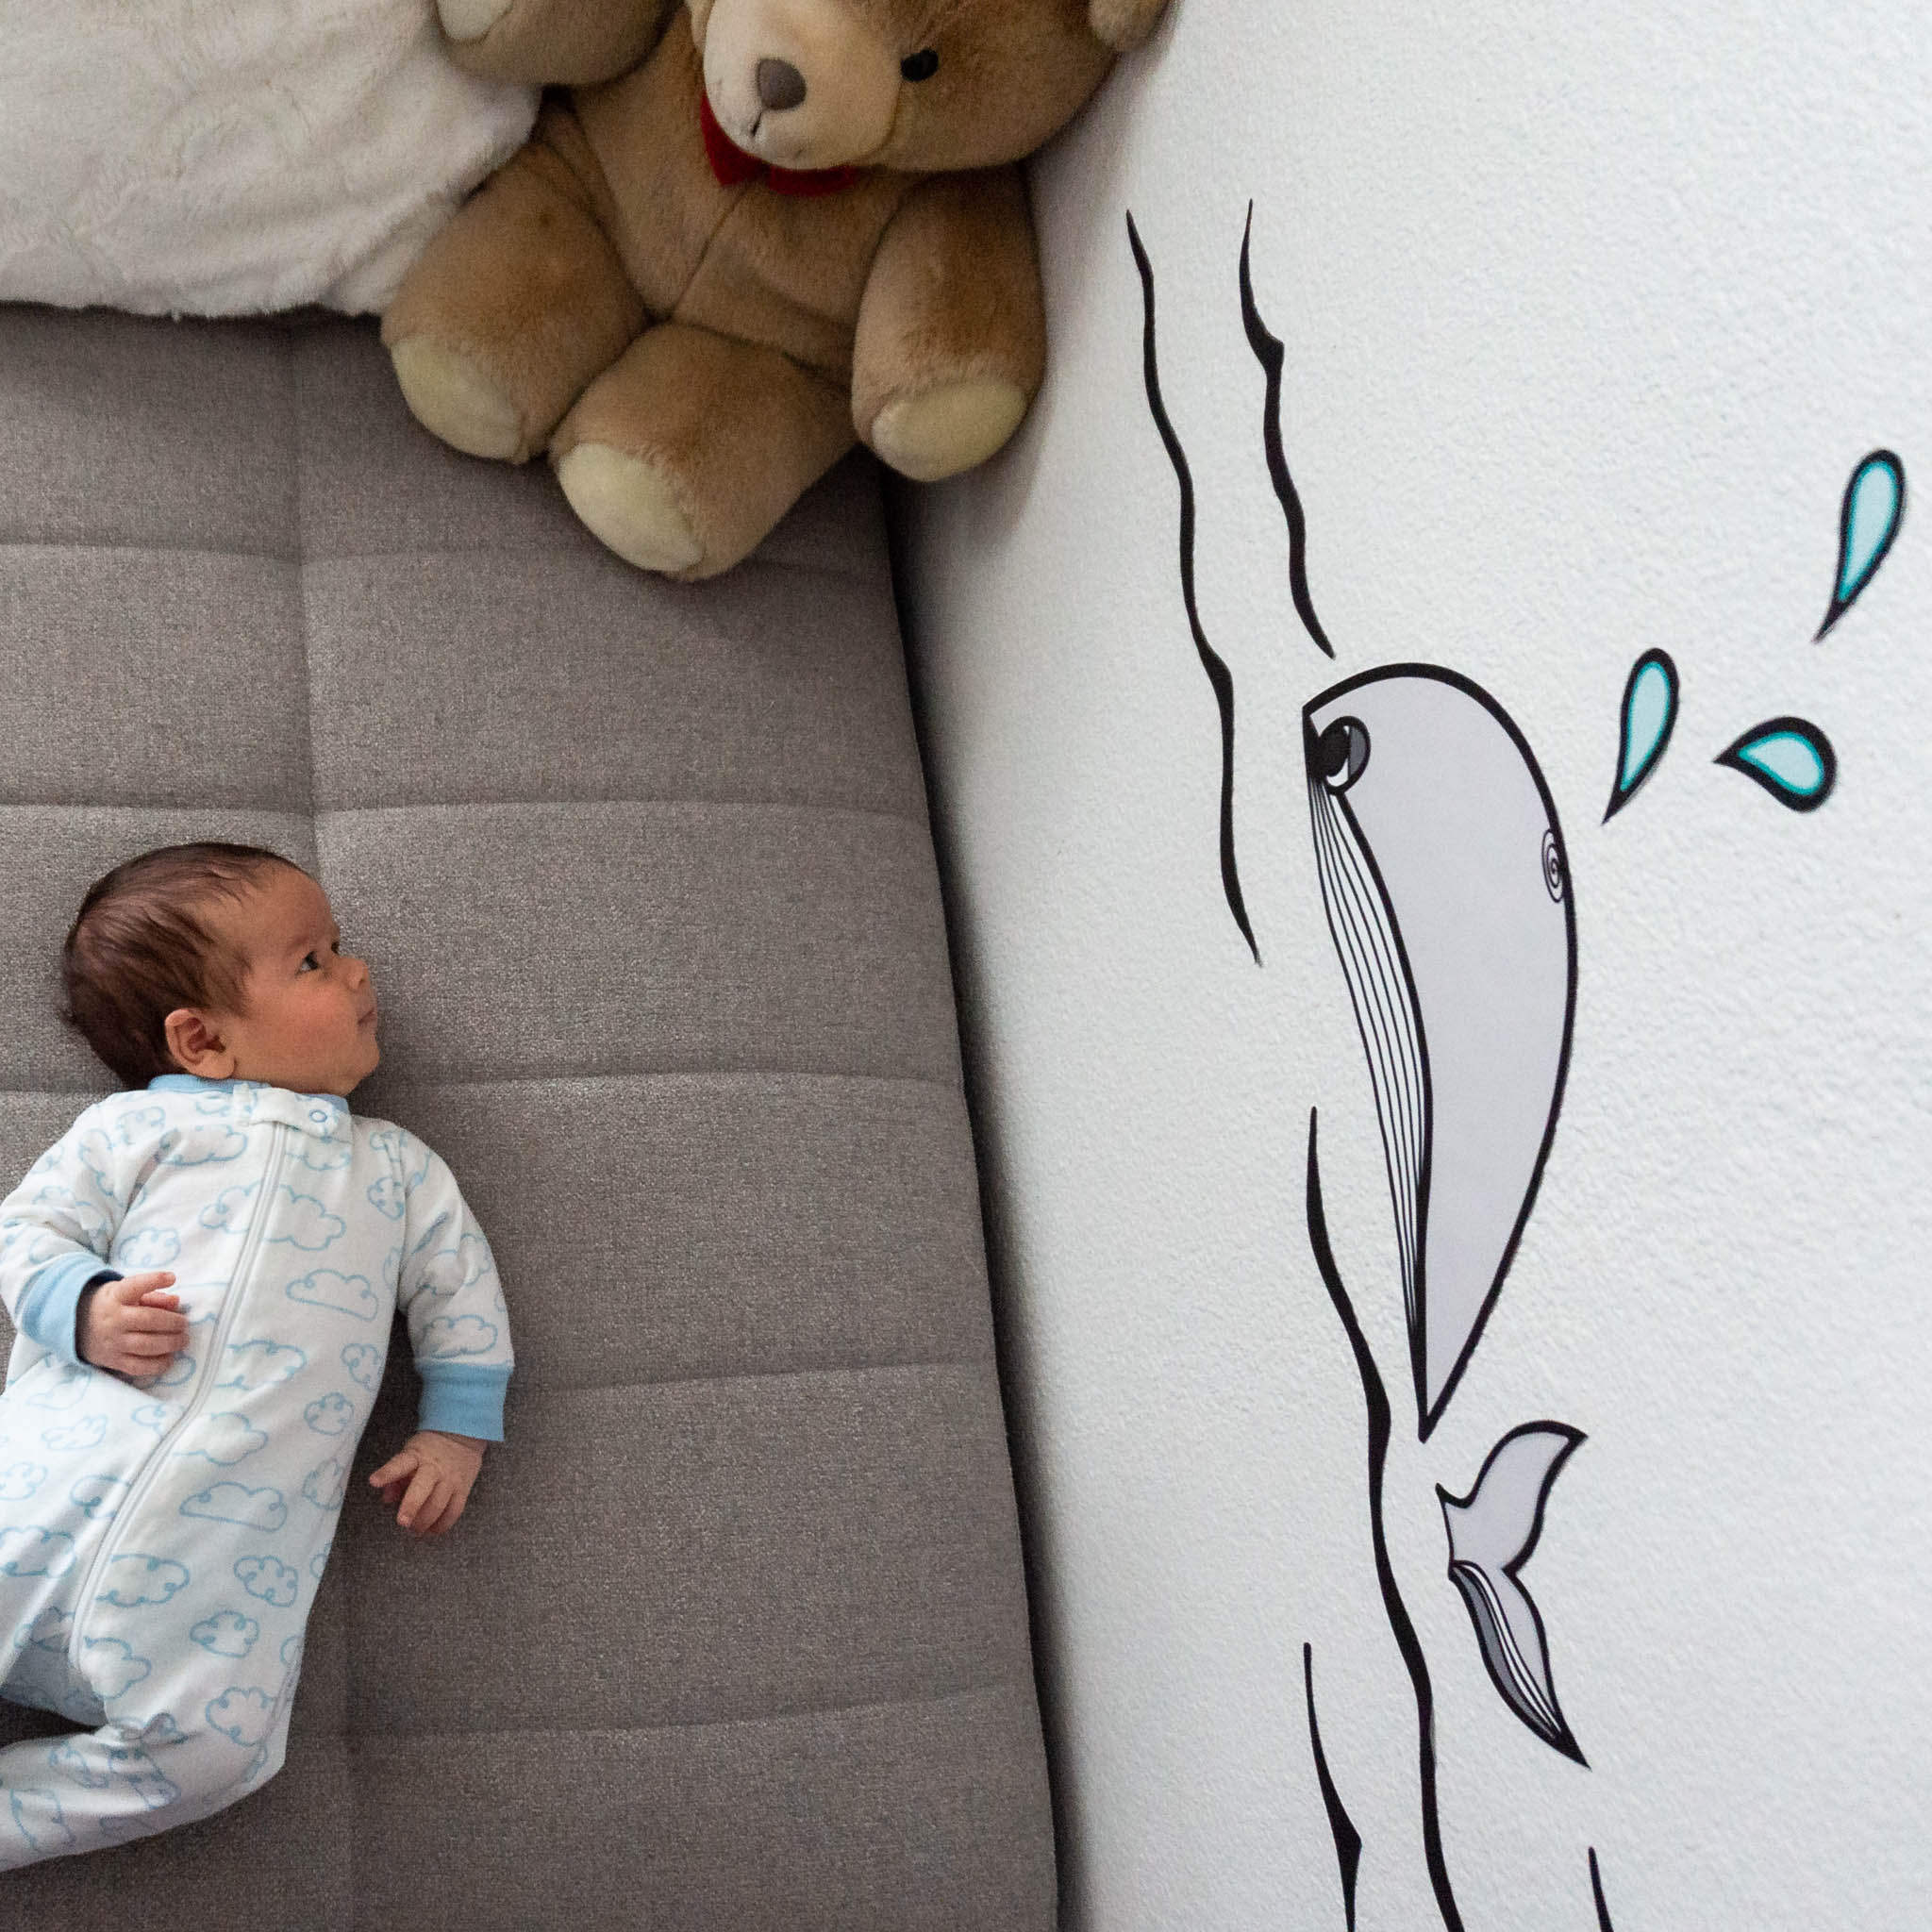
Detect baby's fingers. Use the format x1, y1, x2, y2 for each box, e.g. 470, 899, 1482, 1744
394, 1464, 444, 1533
412, 1487, 464, 1539
367, 1449, 419, 1491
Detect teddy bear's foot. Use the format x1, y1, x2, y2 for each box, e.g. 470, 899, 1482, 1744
391, 339, 526, 463
868, 378, 1029, 482
555, 443, 704, 575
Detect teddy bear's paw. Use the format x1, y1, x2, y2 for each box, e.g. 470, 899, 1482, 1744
869, 378, 1029, 482
391, 338, 525, 462
437, 0, 515, 42
556, 443, 705, 575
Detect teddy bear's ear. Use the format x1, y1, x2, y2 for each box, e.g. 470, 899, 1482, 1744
1089, 0, 1170, 53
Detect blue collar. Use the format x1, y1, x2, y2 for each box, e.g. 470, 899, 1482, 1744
147, 1074, 350, 1122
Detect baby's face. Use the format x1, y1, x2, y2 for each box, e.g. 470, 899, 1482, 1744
205, 867, 381, 1098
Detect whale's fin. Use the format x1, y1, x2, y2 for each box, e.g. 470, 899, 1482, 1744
1438, 1422, 1588, 1764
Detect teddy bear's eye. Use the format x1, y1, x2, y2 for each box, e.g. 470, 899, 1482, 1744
900, 49, 940, 81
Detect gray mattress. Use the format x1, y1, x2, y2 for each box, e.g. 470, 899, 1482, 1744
0, 305, 1054, 1928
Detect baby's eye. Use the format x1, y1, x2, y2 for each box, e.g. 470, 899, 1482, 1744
298, 953, 320, 973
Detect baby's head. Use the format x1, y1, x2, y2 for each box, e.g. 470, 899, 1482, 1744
62, 843, 380, 1099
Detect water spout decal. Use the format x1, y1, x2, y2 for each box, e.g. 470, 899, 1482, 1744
1816, 449, 1904, 641
1715, 717, 1838, 812
1604, 649, 1679, 822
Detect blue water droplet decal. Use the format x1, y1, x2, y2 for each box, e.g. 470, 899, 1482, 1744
1715, 718, 1837, 812
1817, 450, 1904, 640
1604, 649, 1678, 822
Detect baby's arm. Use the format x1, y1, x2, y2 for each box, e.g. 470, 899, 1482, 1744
367, 1132, 514, 1536
0, 1105, 184, 1374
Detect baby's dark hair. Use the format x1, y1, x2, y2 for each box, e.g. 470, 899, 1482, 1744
62, 842, 307, 1087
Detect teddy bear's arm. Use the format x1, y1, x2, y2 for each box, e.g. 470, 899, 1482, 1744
852, 168, 1047, 483
436, 0, 678, 86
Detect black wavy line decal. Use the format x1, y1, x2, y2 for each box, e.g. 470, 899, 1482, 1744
1589, 1848, 1616, 1930
1304, 1641, 1363, 1930
1307, 1108, 1463, 1931
1128, 208, 1260, 963
1239, 205, 1334, 659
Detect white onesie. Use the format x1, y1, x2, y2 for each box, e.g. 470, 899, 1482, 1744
0, 1074, 511, 1868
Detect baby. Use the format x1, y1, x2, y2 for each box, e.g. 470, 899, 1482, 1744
0, 841, 512, 1868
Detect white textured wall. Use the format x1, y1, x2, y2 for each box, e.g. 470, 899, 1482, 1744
896, 3, 1932, 1927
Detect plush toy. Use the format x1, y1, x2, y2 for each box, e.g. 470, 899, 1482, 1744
383, 0, 1168, 577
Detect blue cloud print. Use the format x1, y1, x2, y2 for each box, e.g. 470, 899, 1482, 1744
100, 1555, 190, 1607
158, 1124, 248, 1167
48, 1740, 111, 1790
113, 1105, 166, 1145
190, 1611, 260, 1658
292, 1135, 352, 1174
0, 1461, 47, 1501
9, 1788, 75, 1854
154, 1349, 197, 1390
266, 1187, 346, 1251
281, 1632, 306, 1671
104, 1737, 180, 1809
41, 1406, 108, 1453
182, 1482, 287, 1531
117, 1225, 182, 1271
81, 1636, 152, 1698
24, 1363, 92, 1411
131, 1402, 180, 1433
341, 1342, 383, 1391
304, 1392, 357, 1436
287, 1269, 378, 1322
200, 1182, 260, 1232
20, 1607, 72, 1654
234, 1554, 300, 1608
421, 1234, 496, 1301
71, 1475, 130, 1521
365, 1174, 408, 1221
74, 1126, 118, 1191
308, 1538, 332, 1582
422, 1313, 500, 1357
0, 1527, 75, 1579
217, 1339, 308, 1392
302, 1457, 347, 1511
207, 1687, 275, 1749
174, 1410, 268, 1465
30, 1184, 110, 1246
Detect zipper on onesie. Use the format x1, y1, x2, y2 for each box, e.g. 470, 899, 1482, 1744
66, 1122, 293, 1672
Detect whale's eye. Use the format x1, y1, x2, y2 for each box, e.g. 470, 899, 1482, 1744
901, 49, 939, 80
1316, 718, 1370, 792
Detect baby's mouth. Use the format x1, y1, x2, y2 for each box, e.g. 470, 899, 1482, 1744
358, 1003, 378, 1028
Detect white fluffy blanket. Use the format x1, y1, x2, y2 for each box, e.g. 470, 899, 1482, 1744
0, 1, 538, 317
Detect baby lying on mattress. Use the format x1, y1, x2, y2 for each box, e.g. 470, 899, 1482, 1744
0, 841, 512, 1868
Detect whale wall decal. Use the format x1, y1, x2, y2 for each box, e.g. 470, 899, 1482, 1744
1304, 666, 1578, 1438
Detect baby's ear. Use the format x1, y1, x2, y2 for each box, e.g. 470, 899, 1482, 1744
163, 1008, 232, 1080
1089, 0, 1170, 53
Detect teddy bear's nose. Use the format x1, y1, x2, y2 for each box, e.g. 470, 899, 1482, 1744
756, 58, 808, 111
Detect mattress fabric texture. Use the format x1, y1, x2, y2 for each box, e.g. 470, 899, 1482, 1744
0, 303, 1054, 1929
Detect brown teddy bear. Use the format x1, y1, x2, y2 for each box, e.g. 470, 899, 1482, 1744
382, 0, 1167, 577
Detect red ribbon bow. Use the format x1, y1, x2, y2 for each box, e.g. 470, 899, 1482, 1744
699, 93, 861, 198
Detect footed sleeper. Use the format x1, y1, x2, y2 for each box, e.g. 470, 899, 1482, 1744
0, 1075, 510, 1867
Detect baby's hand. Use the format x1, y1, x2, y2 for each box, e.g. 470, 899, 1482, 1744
367, 1430, 486, 1539
78, 1272, 188, 1381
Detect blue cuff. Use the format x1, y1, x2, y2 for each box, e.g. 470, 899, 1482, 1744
414, 1360, 510, 1441
17, 1254, 120, 1367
